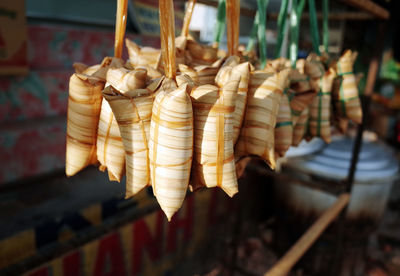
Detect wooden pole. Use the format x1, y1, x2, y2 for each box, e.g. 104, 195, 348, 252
264, 193, 350, 276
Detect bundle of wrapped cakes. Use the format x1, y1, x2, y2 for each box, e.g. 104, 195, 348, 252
65, 0, 363, 220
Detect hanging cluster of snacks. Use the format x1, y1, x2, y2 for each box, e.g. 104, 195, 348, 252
65, 0, 363, 220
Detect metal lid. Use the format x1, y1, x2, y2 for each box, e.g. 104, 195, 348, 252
286, 136, 399, 182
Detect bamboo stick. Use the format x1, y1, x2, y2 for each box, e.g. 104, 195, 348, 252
264, 193, 350, 276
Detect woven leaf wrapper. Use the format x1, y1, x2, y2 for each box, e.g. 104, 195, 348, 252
149, 75, 194, 221
274, 90, 293, 157
125, 39, 161, 70
215, 56, 252, 144
292, 106, 309, 146
103, 69, 163, 197
235, 69, 290, 169
336, 50, 363, 124
96, 58, 143, 182
66, 73, 104, 176
309, 67, 336, 143
332, 76, 348, 133
185, 37, 220, 67
190, 64, 243, 197
178, 58, 225, 85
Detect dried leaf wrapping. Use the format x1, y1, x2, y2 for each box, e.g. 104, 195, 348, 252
103, 71, 161, 197
125, 38, 161, 70
215, 57, 251, 144
185, 38, 219, 67
289, 69, 315, 125
235, 69, 290, 169
149, 76, 194, 221
292, 107, 309, 146
309, 68, 336, 143
66, 74, 104, 176
97, 59, 145, 181
178, 58, 224, 85
274, 91, 293, 157
190, 65, 241, 197
336, 50, 363, 124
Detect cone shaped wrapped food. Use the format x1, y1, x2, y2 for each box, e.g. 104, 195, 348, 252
149, 76, 194, 221
292, 107, 309, 146
235, 69, 290, 169
309, 68, 336, 143
336, 50, 362, 124
103, 75, 163, 197
275, 90, 293, 157
66, 74, 104, 176
178, 58, 224, 85
148, 0, 194, 221
305, 54, 326, 93
97, 59, 145, 182
332, 76, 348, 133
215, 57, 252, 144
190, 64, 242, 197
289, 69, 316, 125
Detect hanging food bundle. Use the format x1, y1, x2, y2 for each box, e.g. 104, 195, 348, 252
275, 90, 293, 157
65, 73, 104, 177
335, 50, 363, 124
309, 67, 336, 143
65, 0, 366, 220
235, 69, 290, 169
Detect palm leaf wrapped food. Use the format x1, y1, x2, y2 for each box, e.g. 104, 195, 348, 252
65, 57, 123, 177
149, 0, 194, 221
96, 58, 144, 182
178, 58, 225, 85
103, 71, 163, 197
235, 69, 290, 169
190, 63, 244, 197
336, 50, 363, 124
288, 68, 315, 125
292, 107, 309, 146
309, 68, 336, 143
215, 56, 252, 144
65, 73, 104, 176
274, 90, 293, 157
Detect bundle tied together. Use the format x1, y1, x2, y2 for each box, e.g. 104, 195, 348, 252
235, 69, 290, 170
336, 50, 362, 124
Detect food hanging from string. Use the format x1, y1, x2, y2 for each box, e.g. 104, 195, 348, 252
65, 0, 364, 220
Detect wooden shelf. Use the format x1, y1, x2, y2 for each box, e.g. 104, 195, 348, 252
338, 0, 389, 20
195, 0, 389, 21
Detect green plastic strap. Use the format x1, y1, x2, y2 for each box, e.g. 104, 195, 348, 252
290, 0, 306, 68
276, 121, 293, 128
308, 0, 321, 55
257, 0, 269, 69
275, 0, 289, 58
323, 0, 329, 53
214, 0, 226, 45
289, 0, 299, 68
337, 62, 353, 76
246, 11, 259, 52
